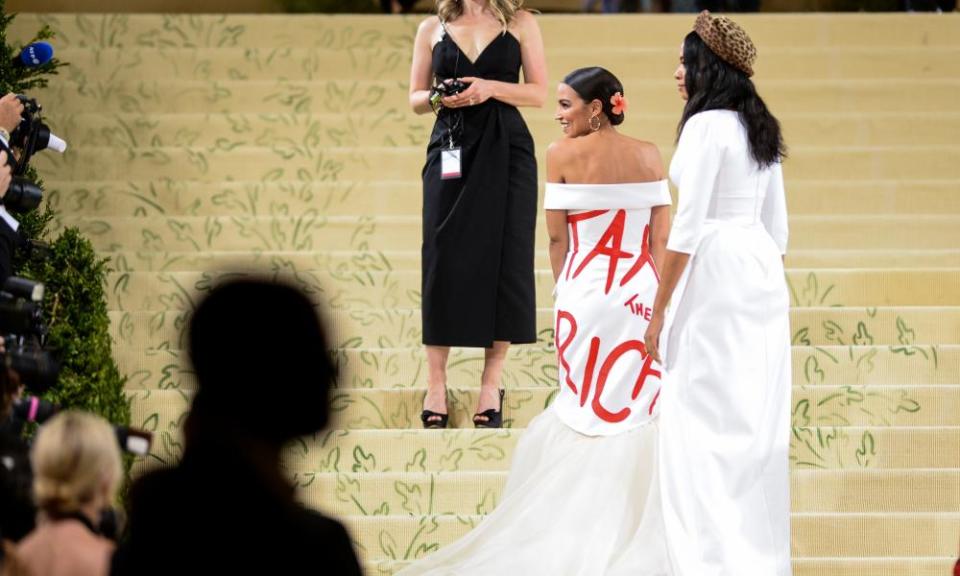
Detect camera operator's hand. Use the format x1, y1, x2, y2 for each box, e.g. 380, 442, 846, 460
0, 93, 23, 135
0, 151, 10, 199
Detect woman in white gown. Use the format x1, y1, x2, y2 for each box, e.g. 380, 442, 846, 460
644, 11, 793, 576
397, 67, 674, 575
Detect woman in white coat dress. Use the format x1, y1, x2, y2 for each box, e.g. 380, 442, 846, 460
644, 12, 793, 576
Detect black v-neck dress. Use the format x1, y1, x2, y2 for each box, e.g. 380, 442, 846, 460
421, 28, 537, 348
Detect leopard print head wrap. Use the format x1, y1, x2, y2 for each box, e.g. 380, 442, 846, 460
693, 10, 757, 77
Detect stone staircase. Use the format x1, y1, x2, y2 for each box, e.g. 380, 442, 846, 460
11, 12, 960, 575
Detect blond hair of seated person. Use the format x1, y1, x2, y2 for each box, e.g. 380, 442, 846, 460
16, 411, 122, 576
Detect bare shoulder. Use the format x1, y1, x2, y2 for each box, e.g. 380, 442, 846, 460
417, 16, 442, 38
546, 137, 577, 161
510, 10, 541, 39
512, 9, 538, 27
546, 137, 576, 182
625, 137, 666, 178
630, 138, 663, 160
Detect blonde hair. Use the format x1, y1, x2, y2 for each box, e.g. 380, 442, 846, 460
31, 411, 123, 516
437, 0, 525, 30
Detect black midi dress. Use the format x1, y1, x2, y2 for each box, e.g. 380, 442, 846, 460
421, 29, 538, 348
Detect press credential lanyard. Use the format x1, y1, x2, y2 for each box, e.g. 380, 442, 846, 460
439, 25, 463, 180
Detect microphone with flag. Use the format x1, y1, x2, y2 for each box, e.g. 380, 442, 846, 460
13, 42, 54, 69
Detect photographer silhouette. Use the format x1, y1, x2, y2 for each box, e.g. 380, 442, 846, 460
111, 279, 362, 576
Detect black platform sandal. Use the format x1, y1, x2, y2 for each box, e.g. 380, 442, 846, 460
421, 391, 449, 429
473, 389, 505, 429
420, 409, 449, 429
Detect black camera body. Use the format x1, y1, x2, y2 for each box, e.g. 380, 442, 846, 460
435, 79, 469, 97
429, 79, 472, 112
0, 95, 66, 214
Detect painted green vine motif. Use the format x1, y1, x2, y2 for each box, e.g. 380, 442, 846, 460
329, 391, 415, 430
47, 175, 366, 219
794, 311, 939, 389
33, 14, 245, 50
305, 22, 414, 55
26, 14, 417, 53
130, 404, 190, 468
790, 425, 877, 469
30, 14, 135, 49
793, 384, 921, 428
56, 110, 426, 153
288, 429, 516, 475
379, 516, 442, 561
329, 473, 385, 516
891, 315, 940, 367
328, 388, 544, 430
787, 272, 838, 308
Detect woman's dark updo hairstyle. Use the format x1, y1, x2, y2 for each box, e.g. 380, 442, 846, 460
563, 67, 625, 127
679, 31, 786, 167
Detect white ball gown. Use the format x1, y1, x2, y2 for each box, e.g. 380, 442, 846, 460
396, 180, 674, 576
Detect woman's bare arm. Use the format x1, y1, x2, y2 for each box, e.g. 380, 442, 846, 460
409, 18, 440, 115
649, 205, 670, 274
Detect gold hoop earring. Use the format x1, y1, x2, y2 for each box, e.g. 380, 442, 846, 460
589, 115, 601, 132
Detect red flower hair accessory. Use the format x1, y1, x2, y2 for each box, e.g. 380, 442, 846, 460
610, 92, 628, 115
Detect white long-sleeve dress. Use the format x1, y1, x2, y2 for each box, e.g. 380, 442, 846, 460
658, 109, 793, 576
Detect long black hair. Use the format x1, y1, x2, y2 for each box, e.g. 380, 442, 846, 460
564, 67, 625, 126
678, 31, 785, 167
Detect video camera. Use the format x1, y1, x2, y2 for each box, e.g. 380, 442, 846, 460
0, 277, 57, 397
1, 95, 67, 214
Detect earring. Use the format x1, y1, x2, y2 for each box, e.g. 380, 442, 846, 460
589, 115, 601, 131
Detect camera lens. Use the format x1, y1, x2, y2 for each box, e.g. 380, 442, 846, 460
3, 178, 43, 213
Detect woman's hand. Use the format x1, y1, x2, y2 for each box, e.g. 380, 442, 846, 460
442, 77, 495, 108
644, 312, 665, 365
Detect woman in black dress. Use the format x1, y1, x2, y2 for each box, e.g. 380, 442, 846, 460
408, 0, 546, 428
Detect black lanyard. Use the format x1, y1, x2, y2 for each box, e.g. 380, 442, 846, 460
435, 27, 464, 149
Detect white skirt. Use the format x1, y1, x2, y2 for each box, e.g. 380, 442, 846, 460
396, 406, 672, 576
660, 222, 793, 576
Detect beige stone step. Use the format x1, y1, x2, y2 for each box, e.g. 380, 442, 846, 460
58, 215, 960, 253
35, 143, 960, 184
44, 178, 960, 218
128, 385, 960, 433
114, 344, 960, 392
292, 469, 960, 518
30, 79, 960, 117
110, 304, 960, 349
10, 14, 960, 51
790, 559, 960, 576
130, 405, 960, 476
100, 269, 960, 312
285, 428, 957, 474
94, 248, 960, 273
337, 513, 960, 561
50, 46, 960, 83
362, 557, 960, 576
51, 111, 960, 150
